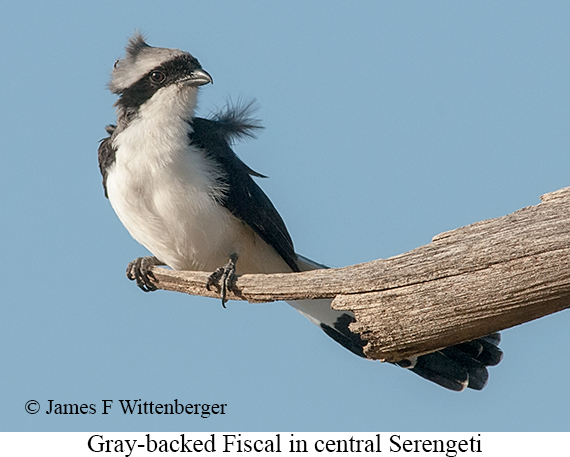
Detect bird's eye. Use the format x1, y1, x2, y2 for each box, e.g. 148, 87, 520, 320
150, 70, 166, 84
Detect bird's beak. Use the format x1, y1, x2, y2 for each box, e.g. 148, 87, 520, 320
185, 69, 213, 87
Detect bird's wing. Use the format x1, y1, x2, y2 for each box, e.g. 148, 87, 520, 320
189, 114, 299, 272
98, 124, 117, 198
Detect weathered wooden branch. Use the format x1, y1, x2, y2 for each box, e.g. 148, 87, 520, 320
148, 186, 570, 362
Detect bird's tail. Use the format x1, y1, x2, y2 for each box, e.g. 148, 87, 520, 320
394, 333, 503, 391
288, 255, 503, 391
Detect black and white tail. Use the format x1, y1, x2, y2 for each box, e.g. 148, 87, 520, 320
290, 255, 503, 391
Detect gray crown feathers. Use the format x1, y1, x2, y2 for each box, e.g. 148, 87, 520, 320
125, 31, 150, 59
109, 32, 185, 94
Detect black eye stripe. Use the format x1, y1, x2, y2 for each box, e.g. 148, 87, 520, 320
117, 53, 204, 112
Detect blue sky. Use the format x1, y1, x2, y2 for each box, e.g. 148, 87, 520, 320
2, 1, 570, 432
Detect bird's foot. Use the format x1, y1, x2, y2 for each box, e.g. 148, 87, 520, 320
126, 256, 161, 292
206, 253, 239, 308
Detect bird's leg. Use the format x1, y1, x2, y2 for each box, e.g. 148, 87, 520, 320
126, 255, 163, 292
207, 253, 239, 308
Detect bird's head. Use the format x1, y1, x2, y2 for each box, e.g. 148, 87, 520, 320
109, 32, 212, 117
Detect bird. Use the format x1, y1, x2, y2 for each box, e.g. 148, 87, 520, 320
98, 32, 503, 391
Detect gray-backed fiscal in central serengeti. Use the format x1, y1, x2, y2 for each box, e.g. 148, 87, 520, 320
98, 32, 503, 391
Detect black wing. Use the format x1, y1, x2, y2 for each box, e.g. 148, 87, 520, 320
189, 115, 299, 273
98, 124, 117, 198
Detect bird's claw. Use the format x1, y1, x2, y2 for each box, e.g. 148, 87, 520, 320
206, 253, 238, 307
126, 256, 160, 292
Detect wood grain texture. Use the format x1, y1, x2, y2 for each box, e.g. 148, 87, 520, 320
146, 186, 570, 362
